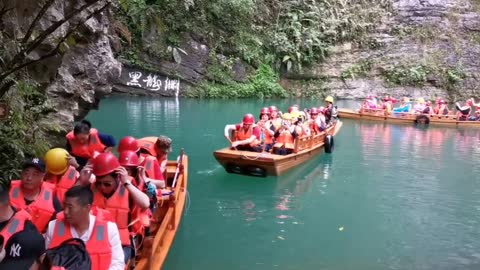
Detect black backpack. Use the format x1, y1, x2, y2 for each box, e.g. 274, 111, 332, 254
45, 238, 92, 270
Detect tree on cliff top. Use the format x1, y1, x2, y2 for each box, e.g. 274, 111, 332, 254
0, 0, 112, 180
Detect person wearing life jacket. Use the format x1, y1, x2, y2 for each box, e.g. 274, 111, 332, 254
273, 113, 297, 155
65, 120, 116, 170
88, 153, 150, 264
393, 97, 412, 113
224, 113, 261, 152
118, 150, 164, 194
455, 98, 473, 121
324, 95, 338, 125
44, 185, 125, 270
269, 106, 283, 132
154, 136, 173, 179
291, 111, 309, 138
0, 179, 43, 258
413, 98, 426, 114
308, 108, 325, 135
9, 158, 63, 233
435, 99, 450, 115
422, 101, 434, 114
253, 109, 275, 152
381, 97, 394, 115
119, 136, 164, 183
44, 148, 80, 205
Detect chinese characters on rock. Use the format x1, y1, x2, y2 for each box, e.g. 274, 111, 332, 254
126, 71, 180, 95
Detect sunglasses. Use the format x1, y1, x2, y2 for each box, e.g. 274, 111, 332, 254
95, 181, 114, 188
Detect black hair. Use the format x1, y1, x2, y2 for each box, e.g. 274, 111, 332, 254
65, 185, 93, 206
73, 120, 92, 135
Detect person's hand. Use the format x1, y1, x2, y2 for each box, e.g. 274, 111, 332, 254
232, 141, 239, 148
114, 167, 130, 184
137, 166, 147, 181
67, 154, 79, 169
78, 165, 93, 185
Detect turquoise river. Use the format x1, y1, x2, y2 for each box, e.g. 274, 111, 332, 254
87, 96, 480, 270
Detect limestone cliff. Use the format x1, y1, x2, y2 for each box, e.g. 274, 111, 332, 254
0, 0, 121, 139
282, 0, 480, 101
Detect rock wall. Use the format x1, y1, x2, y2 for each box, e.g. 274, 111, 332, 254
2, 0, 122, 138
281, 0, 480, 101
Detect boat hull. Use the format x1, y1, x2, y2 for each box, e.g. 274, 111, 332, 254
338, 108, 480, 127
134, 152, 188, 270
214, 121, 342, 176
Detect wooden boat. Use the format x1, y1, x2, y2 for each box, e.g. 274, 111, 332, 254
133, 138, 188, 270
338, 108, 480, 127
213, 121, 343, 177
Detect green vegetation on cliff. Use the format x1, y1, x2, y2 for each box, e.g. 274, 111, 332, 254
117, 0, 392, 98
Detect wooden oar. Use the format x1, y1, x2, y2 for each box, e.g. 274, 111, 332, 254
172, 149, 185, 188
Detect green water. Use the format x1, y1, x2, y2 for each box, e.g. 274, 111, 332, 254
87, 96, 480, 270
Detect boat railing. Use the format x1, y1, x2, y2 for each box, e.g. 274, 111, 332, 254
293, 131, 327, 153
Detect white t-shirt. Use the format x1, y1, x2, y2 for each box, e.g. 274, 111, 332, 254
44, 214, 125, 270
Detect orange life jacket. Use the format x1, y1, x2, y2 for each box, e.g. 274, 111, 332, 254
49, 216, 112, 270
137, 138, 157, 156
66, 128, 106, 159
309, 120, 321, 135
130, 206, 152, 237
274, 130, 295, 149
9, 181, 56, 233
93, 182, 131, 246
142, 155, 161, 181
235, 126, 260, 147
255, 127, 274, 145
44, 166, 78, 205
0, 209, 31, 248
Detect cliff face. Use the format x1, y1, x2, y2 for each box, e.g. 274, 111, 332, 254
1, 0, 121, 138
282, 0, 480, 101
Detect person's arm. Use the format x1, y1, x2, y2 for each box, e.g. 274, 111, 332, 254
44, 220, 56, 248
231, 135, 256, 148
224, 124, 236, 142
116, 167, 150, 209
52, 196, 63, 214
98, 133, 116, 152
107, 221, 126, 270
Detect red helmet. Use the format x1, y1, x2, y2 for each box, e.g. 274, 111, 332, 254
119, 150, 140, 167
310, 107, 319, 114
118, 136, 140, 152
260, 107, 270, 115
93, 152, 120, 177
467, 99, 473, 106
288, 106, 295, 113
439, 99, 446, 104
243, 114, 255, 125
269, 106, 278, 113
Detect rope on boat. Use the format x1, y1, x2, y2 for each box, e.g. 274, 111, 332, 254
240, 151, 269, 161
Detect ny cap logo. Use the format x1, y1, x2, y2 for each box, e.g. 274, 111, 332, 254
32, 158, 39, 164
9, 243, 21, 257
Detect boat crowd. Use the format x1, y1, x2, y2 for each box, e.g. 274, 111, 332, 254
224, 96, 338, 155
0, 120, 177, 270
362, 95, 480, 121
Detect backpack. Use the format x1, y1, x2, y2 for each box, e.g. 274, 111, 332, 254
45, 238, 92, 270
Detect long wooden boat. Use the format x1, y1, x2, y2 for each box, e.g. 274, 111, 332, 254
213, 121, 343, 177
133, 143, 188, 270
338, 108, 480, 127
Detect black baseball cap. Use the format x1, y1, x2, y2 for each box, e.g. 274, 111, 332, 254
22, 157, 46, 173
0, 228, 46, 269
